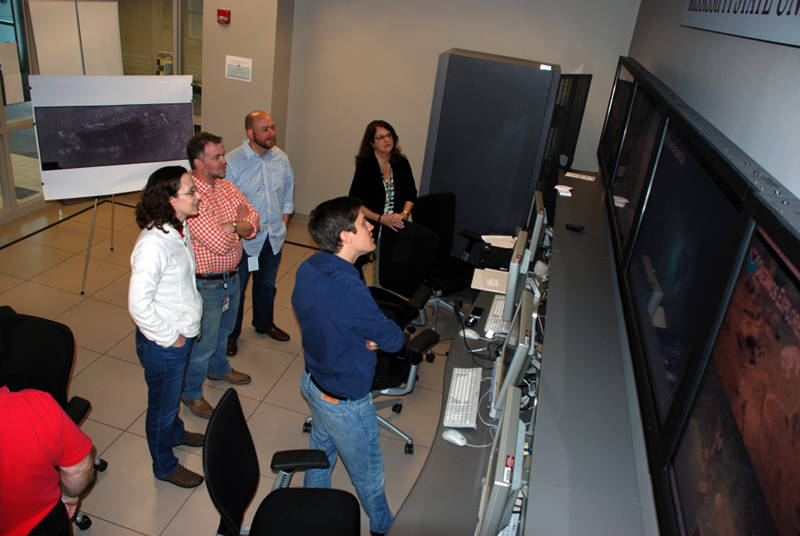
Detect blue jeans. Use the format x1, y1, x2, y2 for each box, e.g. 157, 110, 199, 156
231, 239, 282, 340
183, 273, 240, 401
135, 329, 193, 478
300, 370, 393, 534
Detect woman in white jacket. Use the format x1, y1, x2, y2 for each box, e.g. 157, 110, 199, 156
128, 166, 205, 488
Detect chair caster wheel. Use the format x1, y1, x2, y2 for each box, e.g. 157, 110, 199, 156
425, 351, 435, 363
407, 326, 416, 334
404, 443, 414, 455
95, 458, 108, 472
302, 422, 312, 433
392, 403, 402, 414
75, 513, 92, 530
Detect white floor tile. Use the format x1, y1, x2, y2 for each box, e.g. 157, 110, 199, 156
0, 280, 84, 319
69, 356, 146, 429
57, 299, 134, 353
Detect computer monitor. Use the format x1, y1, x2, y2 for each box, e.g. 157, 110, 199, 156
493, 286, 537, 415
476, 385, 523, 536
503, 230, 529, 322
626, 126, 746, 426
527, 191, 547, 268
598, 63, 635, 185
668, 226, 799, 535
609, 87, 666, 266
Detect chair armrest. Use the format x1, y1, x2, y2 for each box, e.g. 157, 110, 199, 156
65, 396, 91, 426
271, 449, 329, 473
408, 284, 433, 310
405, 329, 440, 364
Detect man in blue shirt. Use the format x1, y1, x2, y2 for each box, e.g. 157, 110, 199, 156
226, 111, 295, 355
292, 196, 405, 536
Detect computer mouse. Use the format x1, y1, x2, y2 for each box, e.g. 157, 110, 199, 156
461, 328, 481, 340
441, 429, 468, 447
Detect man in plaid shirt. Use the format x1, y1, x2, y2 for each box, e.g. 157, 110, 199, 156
225, 111, 295, 356
181, 132, 260, 418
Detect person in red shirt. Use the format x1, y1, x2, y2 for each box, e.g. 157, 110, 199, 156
0, 386, 94, 536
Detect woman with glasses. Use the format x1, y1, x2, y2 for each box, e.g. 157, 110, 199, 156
128, 166, 206, 488
348, 119, 417, 279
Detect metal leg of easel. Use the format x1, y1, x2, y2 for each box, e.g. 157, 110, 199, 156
110, 194, 115, 251
80, 198, 98, 295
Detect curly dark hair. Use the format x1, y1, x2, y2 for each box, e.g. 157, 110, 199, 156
355, 119, 404, 164
308, 196, 361, 254
135, 166, 188, 233
186, 132, 222, 170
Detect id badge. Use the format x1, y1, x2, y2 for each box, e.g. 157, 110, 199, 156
222, 295, 230, 312
247, 255, 259, 272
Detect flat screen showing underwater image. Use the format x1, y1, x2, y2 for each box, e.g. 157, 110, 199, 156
627, 128, 741, 425
670, 228, 800, 535
611, 88, 664, 257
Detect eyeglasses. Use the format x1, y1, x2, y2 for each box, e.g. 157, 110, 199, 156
176, 188, 198, 197
374, 133, 393, 141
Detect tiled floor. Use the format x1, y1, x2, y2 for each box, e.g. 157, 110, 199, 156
0, 198, 456, 535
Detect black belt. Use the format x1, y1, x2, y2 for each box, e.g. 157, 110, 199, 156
306, 369, 349, 401
196, 270, 237, 280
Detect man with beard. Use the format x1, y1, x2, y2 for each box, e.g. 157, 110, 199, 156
225, 111, 295, 355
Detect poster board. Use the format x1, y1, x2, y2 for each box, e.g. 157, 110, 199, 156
30, 75, 194, 200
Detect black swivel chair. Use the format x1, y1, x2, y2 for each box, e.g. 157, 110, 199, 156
412, 192, 479, 331
204, 388, 360, 536
302, 221, 441, 454
0, 306, 107, 531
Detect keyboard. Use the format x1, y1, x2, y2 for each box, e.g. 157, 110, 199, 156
484, 294, 511, 338
443, 367, 483, 429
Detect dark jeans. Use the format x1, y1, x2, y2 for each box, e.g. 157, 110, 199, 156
231, 239, 282, 340
135, 329, 193, 478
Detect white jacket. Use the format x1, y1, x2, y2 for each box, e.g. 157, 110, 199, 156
129, 223, 203, 348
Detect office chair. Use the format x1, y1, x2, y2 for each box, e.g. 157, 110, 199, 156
0, 306, 107, 531
412, 192, 479, 331
303, 222, 440, 454
203, 388, 360, 536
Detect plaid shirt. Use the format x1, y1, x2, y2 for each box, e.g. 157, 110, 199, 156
185, 174, 260, 274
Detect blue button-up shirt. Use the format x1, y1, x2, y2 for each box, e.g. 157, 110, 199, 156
226, 139, 294, 257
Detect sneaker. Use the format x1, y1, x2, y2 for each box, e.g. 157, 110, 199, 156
178, 431, 205, 447
207, 369, 251, 385
158, 464, 204, 488
181, 396, 214, 419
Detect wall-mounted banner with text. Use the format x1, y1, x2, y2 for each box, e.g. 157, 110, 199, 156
682, 0, 800, 47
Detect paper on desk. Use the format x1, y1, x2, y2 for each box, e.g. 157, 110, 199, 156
554, 184, 573, 197
565, 171, 596, 181
481, 235, 516, 249
471, 268, 509, 294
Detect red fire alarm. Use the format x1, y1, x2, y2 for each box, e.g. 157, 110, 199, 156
217, 9, 231, 24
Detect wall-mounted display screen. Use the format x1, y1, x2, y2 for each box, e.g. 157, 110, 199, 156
611, 89, 664, 261
598, 65, 634, 183
670, 228, 800, 534
627, 128, 741, 425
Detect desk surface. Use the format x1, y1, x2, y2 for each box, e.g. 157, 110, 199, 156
389, 291, 498, 535
392, 173, 649, 535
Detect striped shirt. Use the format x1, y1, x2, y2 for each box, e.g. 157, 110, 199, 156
185, 174, 260, 274
226, 140, 294, 257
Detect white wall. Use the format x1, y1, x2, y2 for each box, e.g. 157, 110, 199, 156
629, 0, 800, 197
201, 1, 284, 151
285, 0, 640, 215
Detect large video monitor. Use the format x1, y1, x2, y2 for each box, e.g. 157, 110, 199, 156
609, 88, 666, 266
668, 226, 800, 534
626, 126, 747, 426
598, 64, 635, 185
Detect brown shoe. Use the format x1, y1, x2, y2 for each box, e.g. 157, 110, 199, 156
158, 464, 204, 488
207, 368, 251, 385
181, 396, 214, 419
226, 338, 238, 356
256, 325, 290, 341
178, 431, 205, 447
